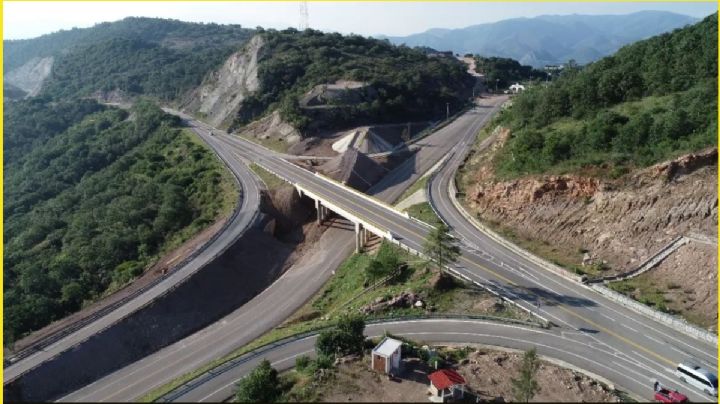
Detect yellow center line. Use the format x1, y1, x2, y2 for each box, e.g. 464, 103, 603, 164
319, 174, 678, 366
556, 305, 675, 365
230, 141, 677, 368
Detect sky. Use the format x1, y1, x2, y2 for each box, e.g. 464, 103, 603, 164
3, 1, 718, 40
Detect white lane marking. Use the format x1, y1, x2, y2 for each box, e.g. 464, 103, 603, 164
645, 334, 665, 345
592, 299, 717, 363
399, 330, 652, 394
620, 323, 639, 333
449, 210, 717, 364
599, 312, 616, 322
77, 240, 350, 402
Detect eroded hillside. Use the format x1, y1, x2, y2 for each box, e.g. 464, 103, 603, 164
181, 35, 264, 127
458, 127, 717, 328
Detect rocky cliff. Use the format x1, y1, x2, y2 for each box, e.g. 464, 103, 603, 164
181, 35, 263, 128
461, 128, 717, 276
4, 56, 54, 97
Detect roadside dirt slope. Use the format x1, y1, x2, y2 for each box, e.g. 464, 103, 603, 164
462, 134, 717, 276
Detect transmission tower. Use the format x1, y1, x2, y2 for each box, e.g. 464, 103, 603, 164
299, 1, 309, 30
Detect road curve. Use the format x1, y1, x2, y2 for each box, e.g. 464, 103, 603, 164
4, 122, 262, 383
56, 97, 715, 403
426, 100, 717, 402
166, 318, 651, 402
58, 100, 507, 402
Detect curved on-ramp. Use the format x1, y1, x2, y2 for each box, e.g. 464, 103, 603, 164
55, 100, 509, 402
162, 318, 654, 402
4, 116, 263, 383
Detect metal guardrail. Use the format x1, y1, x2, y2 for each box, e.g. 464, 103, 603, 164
4, 129, 259, 374
156, 314, 544, 402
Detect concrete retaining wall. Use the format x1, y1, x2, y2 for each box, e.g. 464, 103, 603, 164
590, 284, 717, 345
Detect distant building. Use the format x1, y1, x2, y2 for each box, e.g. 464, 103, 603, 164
371, 337, 402, 375
427, 50, 454, 58
544, 64, 564, 71
509, 83, 526, 93
428, 369, 466, 402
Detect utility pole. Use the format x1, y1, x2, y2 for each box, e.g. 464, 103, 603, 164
446, 102, 450, 120
495, 79, 499, 93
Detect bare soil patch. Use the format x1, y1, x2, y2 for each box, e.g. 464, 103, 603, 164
318, 349, 617, 402
610, 241, 718, 330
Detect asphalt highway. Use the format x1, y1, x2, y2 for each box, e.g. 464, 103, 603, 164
33, 96, 717, 403
426, 110, 718, 402
57, 101, 506, 401
187, 99, 717, 402
163, 99, 714, 402
4, 123, 262, 383
168, 319, 655, 402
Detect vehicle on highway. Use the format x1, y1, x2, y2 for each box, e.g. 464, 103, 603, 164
675, 362, 718, 396
654, 381, 688, 403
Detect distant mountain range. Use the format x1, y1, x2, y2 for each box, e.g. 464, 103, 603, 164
378, 11, 700, 67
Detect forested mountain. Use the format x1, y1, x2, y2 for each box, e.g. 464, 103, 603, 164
380, 11, 699, 67
4, 17, 254, 73
3, 100, 236, 342
4, 17, 255, 100
494, 13, 717, 178
3, 18, 477, 342
473, 56, 548, 89
235, 28, 474, 132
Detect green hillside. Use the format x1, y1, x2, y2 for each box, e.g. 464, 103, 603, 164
235, 29, 474, 132
474, 56, 547, 89
494, 13, 717, 178
3, 100, 237, 342
5, 17, 254, 100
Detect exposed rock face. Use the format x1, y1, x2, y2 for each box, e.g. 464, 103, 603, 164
5, 56, 54, 97
300, 80, 377, 108
464, 143, 717, 274
360, 291, 420, 314
182, 35, 263, 127
236, 109, 302, 145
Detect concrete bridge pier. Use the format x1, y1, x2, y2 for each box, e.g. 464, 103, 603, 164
355, 222, 366, 253
315, 200, 329, 224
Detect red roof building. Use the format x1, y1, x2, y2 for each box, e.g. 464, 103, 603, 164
428, 369, 466, 402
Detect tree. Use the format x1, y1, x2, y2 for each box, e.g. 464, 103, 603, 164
365, 259, 389, 283
315, 314, 366, 357
235, 359, 281, 403
365, 241, 401, 282
512, 348, 540, 402
423, 222, 460, 269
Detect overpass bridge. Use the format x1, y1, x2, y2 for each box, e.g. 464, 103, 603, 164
216, 134, 424, 254
214, 129, 718, 404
